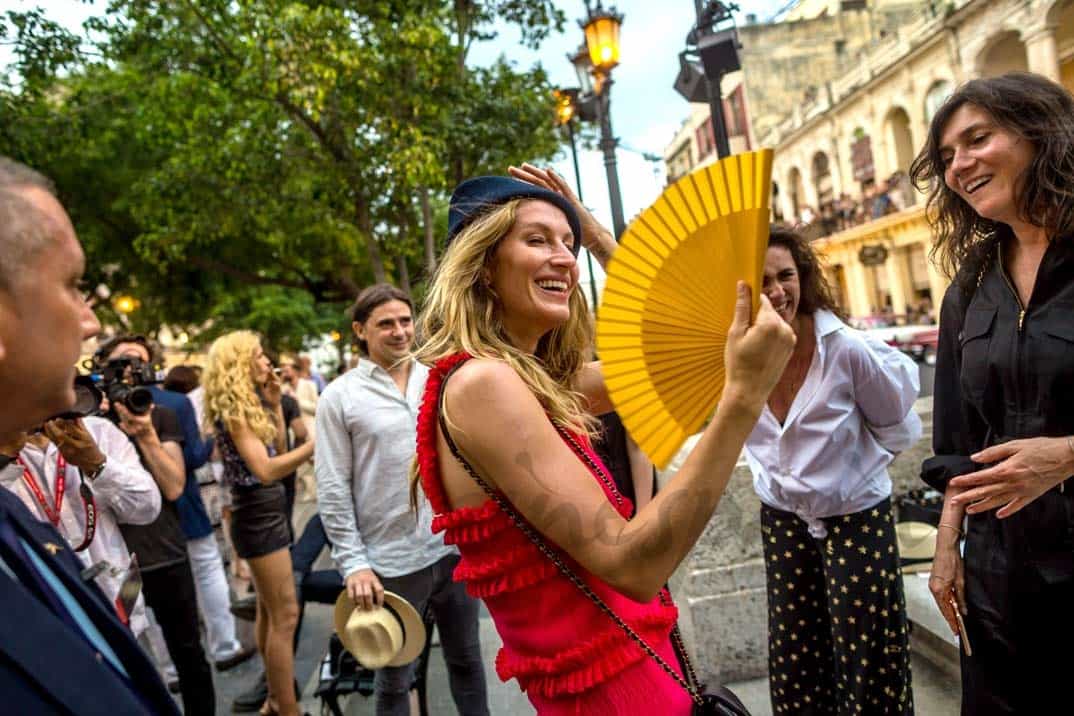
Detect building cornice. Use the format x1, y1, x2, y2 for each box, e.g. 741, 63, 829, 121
764, 0, 990, 150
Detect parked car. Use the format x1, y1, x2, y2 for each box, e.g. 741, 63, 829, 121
855, 322, 939, 364
901, 327, 939, 364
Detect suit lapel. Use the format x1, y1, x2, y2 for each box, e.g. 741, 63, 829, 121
0, 487, 176, 714
0, 567, 146, 716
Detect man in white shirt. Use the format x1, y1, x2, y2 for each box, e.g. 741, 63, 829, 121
2, 417, 161, 636
317, 284, 489, 716
280, 356, 319, 420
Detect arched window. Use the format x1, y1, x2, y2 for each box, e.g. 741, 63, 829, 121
812, 152, 833, 206
924, 80, 953, 124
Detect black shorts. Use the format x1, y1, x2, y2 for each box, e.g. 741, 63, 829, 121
229, 482, 291, 560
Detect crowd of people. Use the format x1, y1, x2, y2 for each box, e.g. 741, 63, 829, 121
0, 69, 1072, 716
788, 170, 917, 241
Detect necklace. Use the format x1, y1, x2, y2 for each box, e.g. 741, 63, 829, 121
787, 352, 811, 394
770, 323, 815, 421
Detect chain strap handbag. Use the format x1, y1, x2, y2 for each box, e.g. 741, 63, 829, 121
435, 365, 750, 715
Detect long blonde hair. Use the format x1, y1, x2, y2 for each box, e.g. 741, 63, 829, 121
202, 330, 276, 444
409, 199, 596, 509
414, 199, 596, 434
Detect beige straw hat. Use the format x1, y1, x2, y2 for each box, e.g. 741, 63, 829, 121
896, 521, 938, 574
332, 590, 426, 669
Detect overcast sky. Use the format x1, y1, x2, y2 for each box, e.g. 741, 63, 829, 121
2, 0, 786, 296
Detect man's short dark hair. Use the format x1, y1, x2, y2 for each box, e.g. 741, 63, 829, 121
349, 284, 413, 355
93, 334, 164, 368
0, 157, 58, 292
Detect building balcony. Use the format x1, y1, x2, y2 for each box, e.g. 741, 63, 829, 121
810, 205, 950, 324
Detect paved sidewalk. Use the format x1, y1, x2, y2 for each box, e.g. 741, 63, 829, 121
326, 609, 959, 715
212, 499, 960, 715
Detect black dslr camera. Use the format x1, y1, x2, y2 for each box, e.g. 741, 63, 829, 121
39, 374, 105, 423
95, 356, 158, 416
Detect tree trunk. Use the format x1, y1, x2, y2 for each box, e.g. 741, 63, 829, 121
419, 186, 436, 276
398, 253, 411, 294
355, 196, 386, 283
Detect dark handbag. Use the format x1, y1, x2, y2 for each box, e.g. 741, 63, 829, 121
435, 367, 751, 715
693, 688, 751, 716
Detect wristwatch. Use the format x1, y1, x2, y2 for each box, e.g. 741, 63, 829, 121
82, 457, 107, 481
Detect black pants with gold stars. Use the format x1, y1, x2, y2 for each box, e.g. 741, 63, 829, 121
761, 497, 912, 715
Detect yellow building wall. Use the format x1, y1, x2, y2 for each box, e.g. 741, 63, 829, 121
812, 206, 949, 319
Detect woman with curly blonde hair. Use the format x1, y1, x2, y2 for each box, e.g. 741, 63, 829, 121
410, 166, 794, 714
203, 330, 313, 716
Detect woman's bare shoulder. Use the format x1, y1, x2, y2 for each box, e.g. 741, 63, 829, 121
442, 359, 545, 433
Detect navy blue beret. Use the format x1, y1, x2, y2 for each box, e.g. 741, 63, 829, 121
446, 176, 582, 255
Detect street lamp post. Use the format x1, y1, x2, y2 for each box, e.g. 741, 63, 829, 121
676, 1, 741, 160
554, 88, 601, 312
574, 1, 626, 239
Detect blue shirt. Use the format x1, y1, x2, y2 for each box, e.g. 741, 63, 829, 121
150, 386, 215, 539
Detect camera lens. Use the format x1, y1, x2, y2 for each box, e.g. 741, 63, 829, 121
126, 386, 154, 415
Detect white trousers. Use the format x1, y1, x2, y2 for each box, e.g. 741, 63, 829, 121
187, 533, 242, 661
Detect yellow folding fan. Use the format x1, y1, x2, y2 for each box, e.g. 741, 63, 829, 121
596, 149, 773, 469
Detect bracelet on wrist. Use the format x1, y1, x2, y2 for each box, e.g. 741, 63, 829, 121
938, 522, 963, 538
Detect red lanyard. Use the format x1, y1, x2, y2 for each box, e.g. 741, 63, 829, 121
17, 453, 97, 551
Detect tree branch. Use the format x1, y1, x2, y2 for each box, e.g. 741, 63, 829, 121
186, 254, 309, 290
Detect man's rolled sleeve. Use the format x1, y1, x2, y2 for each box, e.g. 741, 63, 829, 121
86, 418, 161, 526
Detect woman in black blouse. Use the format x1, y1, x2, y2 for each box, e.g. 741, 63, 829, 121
911, 72, 1074, 713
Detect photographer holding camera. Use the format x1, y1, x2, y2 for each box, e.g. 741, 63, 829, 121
93, 335, 216, 714
0, 156, 178, 713
0, 415, 161, 637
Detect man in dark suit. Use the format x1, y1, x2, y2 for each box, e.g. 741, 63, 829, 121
0, 156, 179, 715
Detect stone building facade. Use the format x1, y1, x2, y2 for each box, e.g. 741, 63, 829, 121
738, 0, 929, 140
765, 0, 1074, 317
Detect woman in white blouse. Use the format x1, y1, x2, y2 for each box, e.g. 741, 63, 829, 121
745, 226, 922, 715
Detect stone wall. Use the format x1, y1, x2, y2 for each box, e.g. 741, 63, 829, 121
738, 4, 928, 139
663, 397, 934, 686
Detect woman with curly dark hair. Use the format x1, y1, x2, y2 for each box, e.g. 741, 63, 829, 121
910, 71, 1074, 713
743, 225, 921, 714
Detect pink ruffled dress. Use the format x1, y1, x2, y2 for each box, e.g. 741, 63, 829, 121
416, 353, 694, 715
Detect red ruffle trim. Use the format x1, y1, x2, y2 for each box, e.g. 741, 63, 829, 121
430, 499, 513, 544
494, 603, 680, 697
416, 352, 473, 516
457, 555, 561, 599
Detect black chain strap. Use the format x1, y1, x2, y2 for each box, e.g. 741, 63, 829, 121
435, 363, 704, 706
551, 423, 623, 508
555, 424, 701, 691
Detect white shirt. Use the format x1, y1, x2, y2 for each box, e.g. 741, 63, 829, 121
1, 417, 162, 635
315, 358, 453, 578
188, 385, 207, 433
744, 310, 922, 538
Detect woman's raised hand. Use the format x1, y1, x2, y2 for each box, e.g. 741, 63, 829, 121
261, 372, 283, 408
508, 163, 616, 266
723, 282, 796, 412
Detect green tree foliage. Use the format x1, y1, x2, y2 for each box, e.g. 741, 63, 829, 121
0, 1, 563, 351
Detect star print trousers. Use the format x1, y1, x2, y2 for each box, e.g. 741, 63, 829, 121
761, 497, 912, 715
